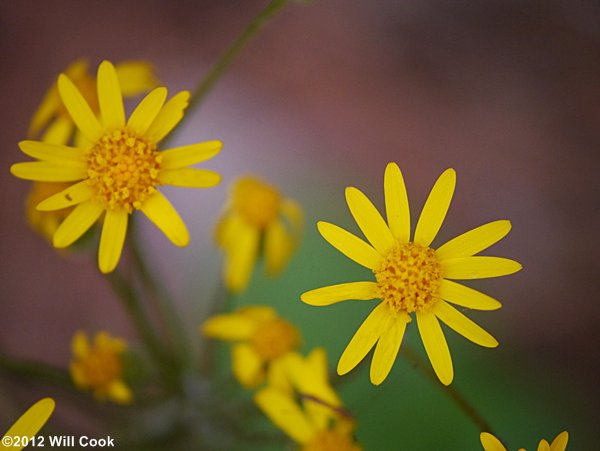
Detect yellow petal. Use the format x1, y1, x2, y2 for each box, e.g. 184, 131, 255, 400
41, 116, 74, 145
160, 141, 223, 170
337, 302, 388, 375
71, 331, 90, 358
36, 181, 93, 211
435, 220, 512, 260
97, 61, 125, 129
106, 380, 133, 404
301, 281, 379, 306
57, 74, 102, 142
18, 140, 85, 162
98, 209, 128, 273
232, 343, 263, 388
281, 199, 304, 232
345, 186, 394, 255
264, 220, 293, 275
370, 312, 409, 385
28, 89, 61, 138
434, 301, 498, 348
439, 279, 502, 310
201, 313, 257, 341
538, 440, 551, 451
254, 387, 315, 444
3, 398, 55, 449
384, 162, 411, 243
239, 305, 277, 322
53, 201, 104, 248
317, 221, 382, 270
140, 192, 189, 247
550, 431, 569, 451
114, 61, 158, 95
414, 168, 456, 247
480, 432, 507, 451
157, 168, 221, 188
10, 161, 87, 182
442, 257, 522, 279
127, 87, 167, 135
416, 311, 453, 385
224, 220, 260, 293
145, 90, 190, 143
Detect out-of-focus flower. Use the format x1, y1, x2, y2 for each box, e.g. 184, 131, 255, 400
255, 349, 361, 451
11, 60, 222, 273
24, 59, 158, 243
301, 163, 521, 385
480, 431, 569, 451
1, 398, 55, 451
215, 176, 303, 293
69, 331, 132, 404
201, 306, 301, 388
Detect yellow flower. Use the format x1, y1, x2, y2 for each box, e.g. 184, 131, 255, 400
1, 398, 54, 451
215, 176, 303, 292
201, 306, 301, 388
301, 163, 522, 385
480, 431, 569, 451
255, 349, 361, 451
69, 331, 133, 404
11, 60, 222, 273
25, 59, 158, 242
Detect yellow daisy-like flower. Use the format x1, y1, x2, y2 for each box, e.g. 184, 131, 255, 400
25, 59, 158, 242
255, 349, 360, 451
480, 431, 569, 451
215, 176, 303, 293
201, 305, 301, 388
11, 60, 222, 273
1, 398, 55, 451
301, 163, 522, 385
69, 331, 133, 404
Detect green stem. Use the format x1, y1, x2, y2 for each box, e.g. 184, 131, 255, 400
0, 355, 73, 390
401, 345, 497, 436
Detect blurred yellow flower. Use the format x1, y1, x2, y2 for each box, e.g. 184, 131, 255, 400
301, 163, 521, 385
215, 176, 303, 293
201, 306, 301, 388
25, 59, 158, 242
480, 431, 569, 451
70, 331, 132, 404
11, 60, 222, 273
255, 349, 360, 451
1, 398, 55, 451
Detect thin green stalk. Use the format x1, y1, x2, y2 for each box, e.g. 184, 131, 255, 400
400, 345, 498, 437
0, 355, 73, 390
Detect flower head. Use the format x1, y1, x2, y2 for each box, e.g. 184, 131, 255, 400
24, 59, 158, 243
301, 163, 522, 385
11, 60, 222, 273
2, 398, 55, 451
70, 331, 133, 404
215, 176, 303, 292
480, 431, 569, 451
255, 349, 361, 451
201, 305, 301, 388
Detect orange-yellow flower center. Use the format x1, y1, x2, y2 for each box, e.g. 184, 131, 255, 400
250, 317, 300, 361
302, 430, 361, 451
233, 177, 281, 228
87, 130, 162, 212
76, 348, 123, 389
374, 242, 442, 314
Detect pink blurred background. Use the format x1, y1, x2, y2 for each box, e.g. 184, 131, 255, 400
1, 0, 599, 440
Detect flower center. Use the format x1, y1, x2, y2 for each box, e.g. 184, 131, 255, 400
374, 242, 443, 314
86, 130, 162, 212
233, 177, 281, 228
79, 349, 122, 389
250, 317, 300, 361
302, 430, 360, 451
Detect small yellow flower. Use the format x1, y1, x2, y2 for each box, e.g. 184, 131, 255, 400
25, 59, 158, 242
2, 398, 54, 451
255, 349, 361, 451
201, 306, 301, 388
215, 176, 303, 293
480, 431, 569, 451
69, 331, 133, 404
301, 163, 522, 385
11, 60, 222, 273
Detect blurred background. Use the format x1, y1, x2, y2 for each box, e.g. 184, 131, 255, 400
1, 0, 599, 449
